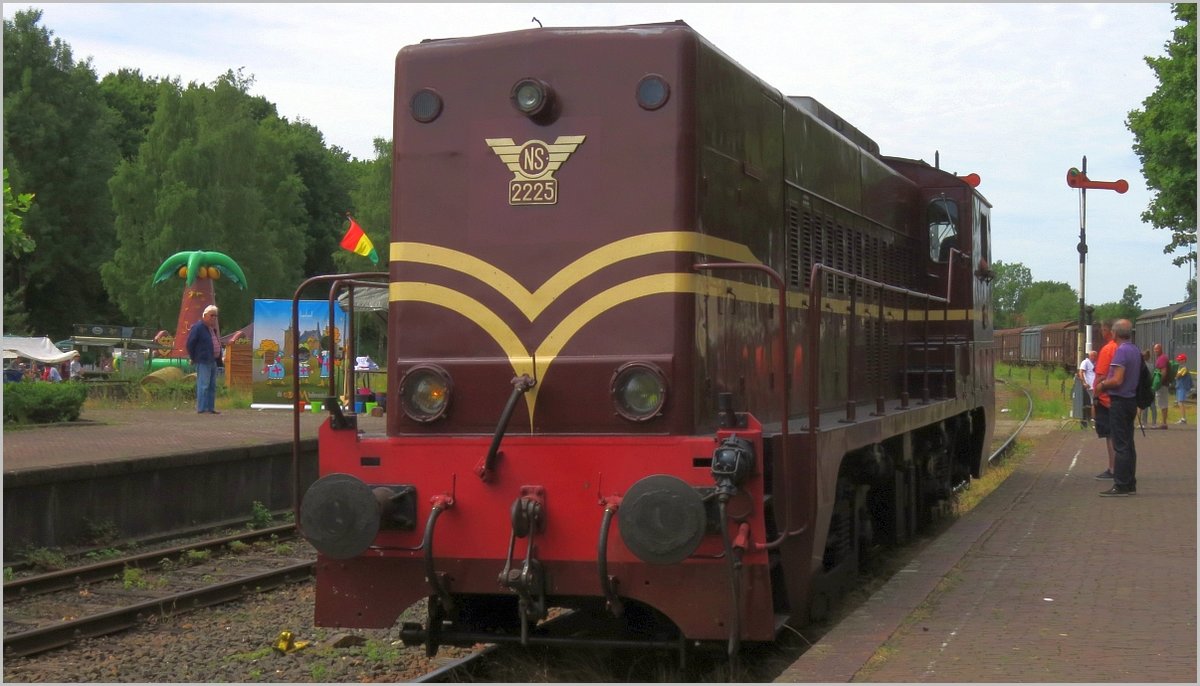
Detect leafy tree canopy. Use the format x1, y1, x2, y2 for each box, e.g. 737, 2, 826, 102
990, 260, 1033, 328
1126, 3, 1197, 268
1090, 284, 1145, 324
1022, 281, 1079, 326
3, 8, 122, 338
99, 68, 161, 161
100, 70, 308, 332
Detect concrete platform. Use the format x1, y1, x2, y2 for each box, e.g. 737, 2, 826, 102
2, 405, 386, 553
2, 405, 384, 473
778, 421, 1197, 682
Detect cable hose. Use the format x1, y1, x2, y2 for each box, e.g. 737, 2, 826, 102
718, 496, 741, 670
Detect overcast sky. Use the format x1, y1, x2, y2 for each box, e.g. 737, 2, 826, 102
6, 3, 1190, 309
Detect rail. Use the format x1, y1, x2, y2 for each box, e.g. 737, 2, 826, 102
807, 263, 951, 431
3, 524, 298, 598
3, 561, 314, 658
987, 380, 1034, 466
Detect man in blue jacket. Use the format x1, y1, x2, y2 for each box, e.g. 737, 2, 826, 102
186, 305, 222, 414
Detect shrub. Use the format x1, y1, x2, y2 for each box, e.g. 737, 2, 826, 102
3, 381, 87, 424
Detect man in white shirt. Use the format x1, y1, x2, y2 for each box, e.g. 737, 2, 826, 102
1078, 350, 1097, 426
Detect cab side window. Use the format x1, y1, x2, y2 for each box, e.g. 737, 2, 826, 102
928, 197, 958, 262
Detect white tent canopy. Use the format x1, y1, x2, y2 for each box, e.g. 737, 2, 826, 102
1, 336, 79, 364
336, 287, 389, 313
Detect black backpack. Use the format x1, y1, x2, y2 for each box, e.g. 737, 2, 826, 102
1136, 361, 1154, 410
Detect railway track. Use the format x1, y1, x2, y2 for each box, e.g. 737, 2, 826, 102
4, 523, 297, 597
3, 525, 312, 658
988, 380, 1034, 466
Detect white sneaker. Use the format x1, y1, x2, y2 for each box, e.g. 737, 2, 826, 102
1177, 418, 1187, 424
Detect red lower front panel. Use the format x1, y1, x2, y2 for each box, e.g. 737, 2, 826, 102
310, 421, 776, 641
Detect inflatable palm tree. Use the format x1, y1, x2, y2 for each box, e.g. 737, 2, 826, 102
152, 250, 248, 358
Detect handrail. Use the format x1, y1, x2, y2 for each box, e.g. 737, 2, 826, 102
692, 262, 793, 537
290, 272, 389, 526
807, 263, 950, 432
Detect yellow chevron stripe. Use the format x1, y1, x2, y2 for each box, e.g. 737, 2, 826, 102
533, 273, 700, 393
391, 274, 697, 427
391, 231, 759, 321
389, 282, 536, 385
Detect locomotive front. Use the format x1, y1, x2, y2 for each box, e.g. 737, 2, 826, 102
299, 23, 778, 650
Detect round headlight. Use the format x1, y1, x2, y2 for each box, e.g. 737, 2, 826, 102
636, 74, 670, 110
399, 365, 452, 423
511, 78, 553, 118
611, 363, 667, 422
410, 89, 443, 123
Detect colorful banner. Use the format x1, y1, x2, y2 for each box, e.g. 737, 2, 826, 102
339, 216, 379, 264
250, 299, 348, 408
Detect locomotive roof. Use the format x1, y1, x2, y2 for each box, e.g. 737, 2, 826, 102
882, 155, 993, 206
788, 97, 880, 156
410, 20, 695, 48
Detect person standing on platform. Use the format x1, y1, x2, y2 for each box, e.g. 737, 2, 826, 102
1091, 320, 1117, 481
186, 305, 222, 415
1174, 353, 1192, 424
69, 353, 82, 381
1078, 350, 1097, 426
1153, 342, 1170, 428
1096, 319, 1139, 496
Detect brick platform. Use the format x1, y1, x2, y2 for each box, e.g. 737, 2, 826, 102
778, 421, 1197, 682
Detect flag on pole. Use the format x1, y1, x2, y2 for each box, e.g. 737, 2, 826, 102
339, 216, 379, 265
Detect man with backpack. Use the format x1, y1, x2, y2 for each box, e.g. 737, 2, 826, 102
1095, 319, 1141, 496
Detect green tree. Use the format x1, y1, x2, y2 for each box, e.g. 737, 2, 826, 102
1091, 285, 1144, 324
1126, 3, 1197, 268
1187, 278, 1196, 301
336, 136, 391, 273
3, 9, 122, 338
334, 138, 391, 274
101, 70, 307, 332
990, 260, 1033, 328
3, 168, 35, 257
1022, 281, 1078, 325
276, 119, 355, 277
3, 167, 35, 335
99, 68, 161, 161
1118, 283, 1144, 318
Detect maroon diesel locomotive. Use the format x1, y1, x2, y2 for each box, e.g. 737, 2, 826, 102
298, 21, 995, 658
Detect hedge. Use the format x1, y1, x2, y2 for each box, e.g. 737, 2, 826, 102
3, 381, 88, 424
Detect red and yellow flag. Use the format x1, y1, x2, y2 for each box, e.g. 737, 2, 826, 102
339, 216, 379, 264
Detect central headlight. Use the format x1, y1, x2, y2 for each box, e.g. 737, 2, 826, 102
511, 78, 554, 118
611, 362, 667, 422
399, 365, 452, 423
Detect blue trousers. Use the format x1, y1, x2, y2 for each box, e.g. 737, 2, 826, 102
195, 360, 218, 413
1109, 396, 1138, 490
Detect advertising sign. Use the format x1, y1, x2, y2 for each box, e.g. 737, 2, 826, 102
250, 299, 348, 409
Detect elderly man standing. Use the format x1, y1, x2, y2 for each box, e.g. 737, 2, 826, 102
186, 304, 222, 415
1096, 319, 1140, 496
